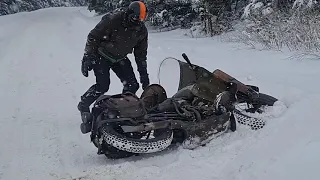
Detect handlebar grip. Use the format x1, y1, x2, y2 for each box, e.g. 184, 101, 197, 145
182, 53, 193, 68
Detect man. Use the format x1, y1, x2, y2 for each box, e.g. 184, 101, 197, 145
78, 1, 150, 134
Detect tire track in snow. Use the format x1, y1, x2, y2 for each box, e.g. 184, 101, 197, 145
0, 16, 44, 179
0, 10, 93, 180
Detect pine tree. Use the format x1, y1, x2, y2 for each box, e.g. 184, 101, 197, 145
0, 0, 87, 16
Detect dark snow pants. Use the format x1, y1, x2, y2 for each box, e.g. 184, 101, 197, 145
78, 56, 139, 111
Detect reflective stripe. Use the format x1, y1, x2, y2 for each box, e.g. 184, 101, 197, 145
98, 47, 125, 63
138, 1, 147, 21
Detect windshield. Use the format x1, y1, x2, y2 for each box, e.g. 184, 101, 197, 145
157, 56, 228, 101
157, 57, 181, 97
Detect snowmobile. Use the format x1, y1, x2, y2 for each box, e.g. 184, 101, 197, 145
85, 53, 278, 159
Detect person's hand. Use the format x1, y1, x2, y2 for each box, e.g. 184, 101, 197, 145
81, 54, 95, 77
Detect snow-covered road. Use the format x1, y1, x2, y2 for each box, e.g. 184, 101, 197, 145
0, 7, 319, 180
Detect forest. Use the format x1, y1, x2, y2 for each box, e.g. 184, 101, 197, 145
1, 0, 320, 51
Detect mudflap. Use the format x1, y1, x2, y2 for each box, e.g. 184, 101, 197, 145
181, 112, 232, 149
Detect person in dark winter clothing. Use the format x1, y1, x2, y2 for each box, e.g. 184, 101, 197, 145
78, 1, 150, 134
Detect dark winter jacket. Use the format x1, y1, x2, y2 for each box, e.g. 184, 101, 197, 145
84, 11, 148, 64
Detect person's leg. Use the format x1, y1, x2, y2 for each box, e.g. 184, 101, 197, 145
111, 57, 140, 94
78, 60, 111, 112
78, 59, 112, 133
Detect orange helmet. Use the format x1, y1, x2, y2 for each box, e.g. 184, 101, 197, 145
127, 1, 148, 22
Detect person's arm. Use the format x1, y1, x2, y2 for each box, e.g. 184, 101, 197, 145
81, 14, 113, 77
134, 32, 148, 74
84, 14, 113, 55
134, 32, 149, 89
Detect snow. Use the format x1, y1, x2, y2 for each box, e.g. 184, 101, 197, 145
253, 2, 264, 9
1, 6, 320, 180
262, 7, 273, 16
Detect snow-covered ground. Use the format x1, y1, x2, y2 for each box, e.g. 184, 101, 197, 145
0, 7, 319, 180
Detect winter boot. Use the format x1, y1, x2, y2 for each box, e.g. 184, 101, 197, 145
77, 102, 93, 134
80, 122, 92, 134
77, 102, 93, 123
78, 84, 106, 134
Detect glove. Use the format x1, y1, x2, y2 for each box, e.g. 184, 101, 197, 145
81, 54, 96, 77
136, 59, 149, 90
140, 75, 150, 90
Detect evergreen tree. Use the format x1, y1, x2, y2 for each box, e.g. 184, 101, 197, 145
0, 0, 87, 16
